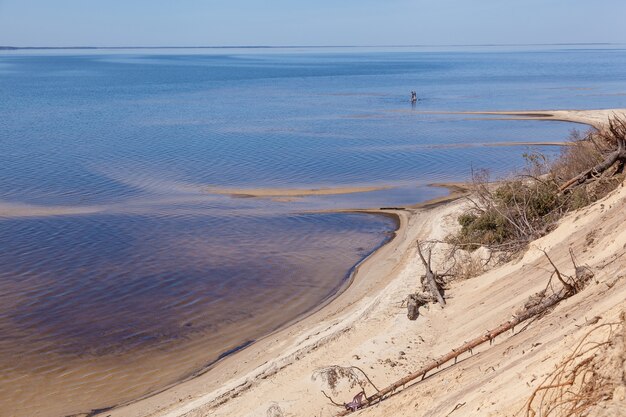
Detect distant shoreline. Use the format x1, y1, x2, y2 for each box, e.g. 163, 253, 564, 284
0, 42, 619, 51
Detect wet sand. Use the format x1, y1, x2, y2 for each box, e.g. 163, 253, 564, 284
424, 140, 571, 148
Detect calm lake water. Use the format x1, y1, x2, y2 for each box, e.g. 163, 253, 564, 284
1, 46, 626, 416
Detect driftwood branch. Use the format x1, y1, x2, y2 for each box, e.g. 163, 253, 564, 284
338, 251, 589, 415
416, 240, 446, 306
406, 293, 430, 320
540, 249, 575, 294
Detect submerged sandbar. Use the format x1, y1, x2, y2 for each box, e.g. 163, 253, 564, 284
204, 185, 393, 198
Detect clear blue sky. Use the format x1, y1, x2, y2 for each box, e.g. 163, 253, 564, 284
1, 0, 625, 47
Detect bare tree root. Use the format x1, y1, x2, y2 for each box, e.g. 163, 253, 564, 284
335, 251, 592, 415
406, 292, 431, 320
522, 315, 625, 417
416, 240, 446, 306
406, 241, 449, 320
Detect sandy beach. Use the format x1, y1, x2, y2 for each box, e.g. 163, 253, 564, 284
103, 109, 626, 417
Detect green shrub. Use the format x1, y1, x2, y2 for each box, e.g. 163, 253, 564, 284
451, 120, 626, 255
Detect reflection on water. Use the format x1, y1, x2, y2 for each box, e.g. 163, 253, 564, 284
2, 47, 626, 416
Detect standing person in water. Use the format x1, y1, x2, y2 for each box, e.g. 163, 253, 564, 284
411, 91, 417, 103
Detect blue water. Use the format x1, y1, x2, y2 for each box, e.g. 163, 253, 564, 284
5, 48, 626, 207
1, 47, 626, 416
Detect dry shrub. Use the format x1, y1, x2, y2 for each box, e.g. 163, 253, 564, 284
449, 164, 567, 253
450, 122, 626, 255
312, 366, 378, 397
449, 250, 486, 280
552, 128, 625, 209
452, 256, 484, 280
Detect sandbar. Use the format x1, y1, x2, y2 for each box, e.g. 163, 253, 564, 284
204, 185, 393, 198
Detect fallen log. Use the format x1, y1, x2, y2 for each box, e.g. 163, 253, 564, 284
337, 251, 590, 415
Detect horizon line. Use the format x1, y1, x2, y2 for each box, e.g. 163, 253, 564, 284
0, 42, 621, 51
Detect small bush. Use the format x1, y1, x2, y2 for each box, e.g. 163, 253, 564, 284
454, 210, 510, 250
450, 124, 626, 254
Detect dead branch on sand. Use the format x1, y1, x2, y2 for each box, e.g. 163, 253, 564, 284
312, 366, 380, 411
416, 240, 446, 306
336, 250, 593, 415
406, 241, 447, 320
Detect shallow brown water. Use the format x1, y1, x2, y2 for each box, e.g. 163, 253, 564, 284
0, 211, 395, 416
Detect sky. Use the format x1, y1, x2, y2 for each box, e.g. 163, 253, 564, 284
1, 0, 626, 47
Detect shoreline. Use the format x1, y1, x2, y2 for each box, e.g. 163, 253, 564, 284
101, 109, 625, 417
162, 210, 405, 385
106, 207, 421, 417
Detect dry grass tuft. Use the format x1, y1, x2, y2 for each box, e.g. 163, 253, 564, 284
312, 365, 378, 397
449, 251, 485, 280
